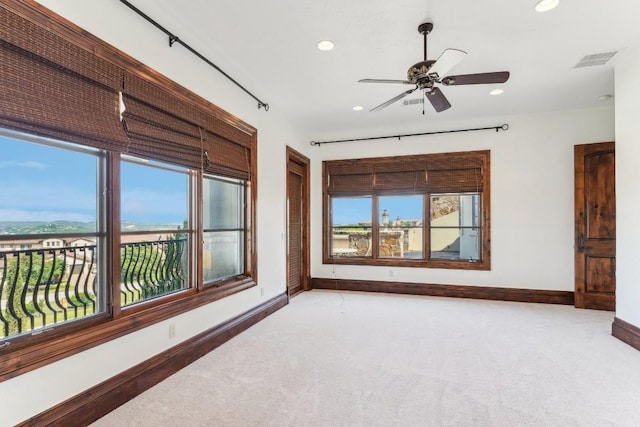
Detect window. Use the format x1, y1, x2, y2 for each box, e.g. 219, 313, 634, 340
331, 196, 372, 257
323, 151, 490, 270
0, 1, 257, 381
203, 176, 245, 284
120, 157, 191, 307
0, 135, 105, 339
430, 193, 481, 261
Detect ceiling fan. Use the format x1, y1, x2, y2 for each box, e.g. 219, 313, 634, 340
359, 22, 510, 113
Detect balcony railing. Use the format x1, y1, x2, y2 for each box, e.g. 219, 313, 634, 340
0, 238, 186, 340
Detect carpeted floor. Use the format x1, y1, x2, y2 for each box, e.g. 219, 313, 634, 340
91, 290, 640, 426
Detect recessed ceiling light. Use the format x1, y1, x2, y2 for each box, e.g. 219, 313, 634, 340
317, 40, 335, 51
598, 94, 613, 101
489, 89, 504, 96
352, 105, 364, 111
535, 0, 559, 12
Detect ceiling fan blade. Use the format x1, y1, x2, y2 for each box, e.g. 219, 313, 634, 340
359, 79, 413, 85
441, 71, 510, 86
370, 87, 417, 112
427, 49, 467, 80
425, 87, 451, 112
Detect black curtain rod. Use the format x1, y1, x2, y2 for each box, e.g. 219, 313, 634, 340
310, 124, 509, 146
119, 0, 269, 111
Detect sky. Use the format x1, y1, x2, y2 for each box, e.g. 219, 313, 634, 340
1, 135, 187, 225
333, 195, 423, 225
3, 135, 422, 227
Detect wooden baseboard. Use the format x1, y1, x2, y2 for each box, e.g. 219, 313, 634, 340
612, 317, 640, 352
311, 278, 574, 305
18, 293, 288, 427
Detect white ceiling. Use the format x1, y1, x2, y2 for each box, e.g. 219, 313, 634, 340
127, 0, 640, 134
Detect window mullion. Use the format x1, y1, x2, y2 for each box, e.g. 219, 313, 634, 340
108, 152, 122, 318
372, 194, 379, 260
194, 169, 203, 291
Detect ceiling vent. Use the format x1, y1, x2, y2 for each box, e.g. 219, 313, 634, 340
403, 98, 424, 106
574, 51, 618, 68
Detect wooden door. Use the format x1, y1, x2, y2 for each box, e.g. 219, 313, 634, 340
286, 147, 310, 297
574, 142, 615, 311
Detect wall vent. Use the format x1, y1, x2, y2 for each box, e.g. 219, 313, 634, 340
574, 51, 618, 68
403, 98, 424, 106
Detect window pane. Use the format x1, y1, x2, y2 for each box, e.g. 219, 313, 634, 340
120, 158, 190, 307
203, 177, 244, 230
378, 195, 423, 259
202, 175, 246, 284
121, 158, 188, 231
331, 197, 372, 257
0, 137, 97, 232
203, 231, 243, 282
0, 134, 103, 340
120, 233, 188, 307
430, 193, 481, 261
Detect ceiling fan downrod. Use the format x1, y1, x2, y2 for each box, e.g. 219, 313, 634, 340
418, 22, 433, 61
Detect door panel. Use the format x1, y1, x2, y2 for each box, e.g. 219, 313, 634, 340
286, 147, 310, 298
288, 171, 303, 296
575, 142, 616, 311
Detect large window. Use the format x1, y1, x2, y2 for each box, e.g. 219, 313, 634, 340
323, 151, 490, 270
0, 133, 256, 343
0, 1, 257, 381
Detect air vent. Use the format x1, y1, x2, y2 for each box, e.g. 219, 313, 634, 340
403, 98, 424, 106
574, 51, 618, 68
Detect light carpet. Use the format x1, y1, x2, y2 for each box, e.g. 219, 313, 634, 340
91, 290, 640, 426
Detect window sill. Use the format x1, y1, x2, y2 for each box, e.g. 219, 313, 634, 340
324, 256, 490, 271
0, 277, 256, 382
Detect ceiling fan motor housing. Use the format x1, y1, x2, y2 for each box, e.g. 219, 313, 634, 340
408, 60, 436, 88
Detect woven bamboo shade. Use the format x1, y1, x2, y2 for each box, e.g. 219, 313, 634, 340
325, 151, 487, 195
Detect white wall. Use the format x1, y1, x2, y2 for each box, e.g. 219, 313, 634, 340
1, 1, 309, 425
615, 47, 640, 328
311, 108, 614, 290
0, 2, 623, 424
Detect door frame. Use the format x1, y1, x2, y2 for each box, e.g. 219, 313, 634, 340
286, 146, 310, 296
574, 141, 616, 310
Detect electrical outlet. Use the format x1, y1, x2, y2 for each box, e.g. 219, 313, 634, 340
260, 287, 265, 297
389, 269, 394, 277
168, 323, 176, 339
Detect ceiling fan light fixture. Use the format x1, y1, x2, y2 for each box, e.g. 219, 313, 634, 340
490, 89, 504, 96
316, 40, 335, 51
534, 0, 559, 12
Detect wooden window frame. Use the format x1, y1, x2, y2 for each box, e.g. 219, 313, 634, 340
323, 151, 491, 270
0, 1, 258, 381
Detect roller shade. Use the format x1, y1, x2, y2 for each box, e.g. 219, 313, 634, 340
0, 5, 127, 151
1, 4, 255, 179
122, 72, 252, 178
325, 151, 487, 195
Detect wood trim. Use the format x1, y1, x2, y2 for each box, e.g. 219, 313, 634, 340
286, 146, 311, 293
612, 317, 640, 352
17, 293, 288, 427
311, 278, 575, 305
0, 277, 256, 381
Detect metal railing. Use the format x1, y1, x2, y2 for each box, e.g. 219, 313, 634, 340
0, 238, 186, 339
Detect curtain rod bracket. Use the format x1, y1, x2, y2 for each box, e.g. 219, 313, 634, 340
310, 123, 509, 146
